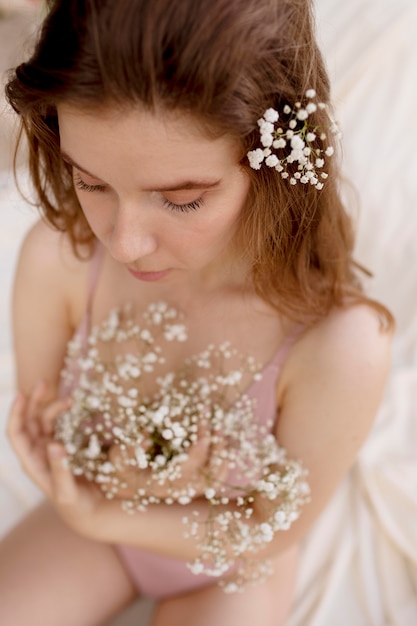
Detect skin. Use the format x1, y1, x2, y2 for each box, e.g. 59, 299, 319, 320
1, 104, 392, 626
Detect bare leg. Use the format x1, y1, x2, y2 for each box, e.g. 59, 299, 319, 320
152, 546, 298, 626
0, 500, 138, 626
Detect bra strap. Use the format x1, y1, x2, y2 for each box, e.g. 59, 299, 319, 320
271, 324, 305, 371
82, 242, 105, 341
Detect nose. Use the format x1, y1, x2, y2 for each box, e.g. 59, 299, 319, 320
107, 201, 158, 264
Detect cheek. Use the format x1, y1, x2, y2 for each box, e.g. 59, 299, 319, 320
76, 194, 109, 234
176, 207, 243, 255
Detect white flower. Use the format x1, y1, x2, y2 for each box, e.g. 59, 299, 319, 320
260, 133, 273, 148
306, 89, 316, 98
84, 434, 101, 459
315, 158, 324, 168
283, 105, 292, 114
205, 488, 216, 500
296, 109, 308, 121
273, 138, 286, 149
162, 428, 174, 440
259, 522, 274, 542
291, 135, 305, 150
316, 182, 324, 190
188, 562, 204, 575
135, 447, 149, 469
325, 146, 334, 157
86, 395, 101, 409
289, 119, 297, 129
306, 102, 317, 114
164, 324, 187, 342
263, 108, 279, 123
247, 148, 264, 170
258, 120, 274, 134
265, 155, 279, 167
306, 132, 316, 142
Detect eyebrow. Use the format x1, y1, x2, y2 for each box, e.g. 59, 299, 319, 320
60, 152, 221, 192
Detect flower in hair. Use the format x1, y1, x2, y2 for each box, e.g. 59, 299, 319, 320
247, 90, 341, 190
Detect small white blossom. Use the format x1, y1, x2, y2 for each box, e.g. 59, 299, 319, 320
260, 133, 273, 148
258, 120, 274, 134
263, 108, 279, 123
265, 154, 279, 167
273, 138, 286, 149
306, 102, 317, 114
247, 148, 264, 170
296, 109, 308, 121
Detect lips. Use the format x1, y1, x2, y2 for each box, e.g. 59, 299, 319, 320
127, 268, 171, 282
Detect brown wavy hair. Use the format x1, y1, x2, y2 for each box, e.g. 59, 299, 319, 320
5, 0, 393, 327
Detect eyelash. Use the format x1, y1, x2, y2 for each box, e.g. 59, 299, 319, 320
74, 174, 204, 213
162, 198, 204, 213
74, 175, 106, 193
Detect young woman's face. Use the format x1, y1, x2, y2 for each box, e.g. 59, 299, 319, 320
57, 103, 250, 286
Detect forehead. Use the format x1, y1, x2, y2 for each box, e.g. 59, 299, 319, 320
57, 103, 242, 177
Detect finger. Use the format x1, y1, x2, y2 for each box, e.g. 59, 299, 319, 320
8, 394, 52, 494
48, 443, 79, 505
25, 380, 48, 439
185, 436, 210, 469
41, 397, 72, 436
7, 392, 26, 439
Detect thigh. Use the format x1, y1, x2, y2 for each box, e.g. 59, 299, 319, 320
152, 546, 299, 626
0, 500, 138, 626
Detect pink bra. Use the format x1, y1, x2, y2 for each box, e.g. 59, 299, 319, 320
66, 242, 303, 429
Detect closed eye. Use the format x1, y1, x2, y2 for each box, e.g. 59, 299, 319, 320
74, 174, 107, 193
162, 197, 205, 213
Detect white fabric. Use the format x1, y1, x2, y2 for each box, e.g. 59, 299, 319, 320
0, 1, 416, 624
288, 1, 417, 624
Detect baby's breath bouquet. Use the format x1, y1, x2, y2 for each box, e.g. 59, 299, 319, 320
55, 302, 310, 592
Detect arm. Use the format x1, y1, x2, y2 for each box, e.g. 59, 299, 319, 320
82, 304, 393, 558
8, 219, 90, 494
10, 302, 391, 565
12, 219, 87, 396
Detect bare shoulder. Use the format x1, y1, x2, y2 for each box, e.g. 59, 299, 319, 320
17, 218, 87, 284
276, 303, 393, 491
267, 304, 393, 551
14, 219, 91, 394
279, 304, 392, 405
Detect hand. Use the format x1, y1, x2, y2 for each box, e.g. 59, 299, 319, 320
106, 436, 211, 500
106, 422, 230, 502
7, 381, 110, 537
